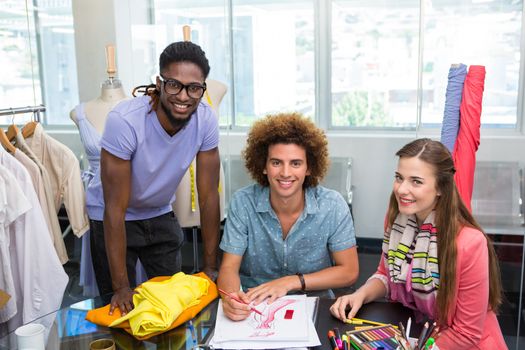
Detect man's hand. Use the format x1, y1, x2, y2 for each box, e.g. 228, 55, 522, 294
202, 266, 218, 281
245, 275, 298, 305
109, 287, 136, 316
221, 290, 252, 321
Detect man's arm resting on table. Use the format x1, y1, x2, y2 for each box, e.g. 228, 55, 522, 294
301, 246, 359, 289
101, 149, 133, 315
247, 246, 359, 304
196, 147, 221, 277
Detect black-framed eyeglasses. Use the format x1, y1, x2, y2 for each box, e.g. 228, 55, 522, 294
159, 76, 207, 99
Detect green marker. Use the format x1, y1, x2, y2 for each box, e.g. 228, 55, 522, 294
424, 337, 435, 349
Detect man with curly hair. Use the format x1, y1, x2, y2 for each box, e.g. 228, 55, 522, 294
217, 112, 358, 321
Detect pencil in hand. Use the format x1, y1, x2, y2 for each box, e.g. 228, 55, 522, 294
218, 288, 264, 315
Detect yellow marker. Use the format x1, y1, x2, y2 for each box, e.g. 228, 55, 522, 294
344, 319, 363, 325
348, 318, 399, 329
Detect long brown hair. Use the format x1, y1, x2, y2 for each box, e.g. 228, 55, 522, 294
386, 138, 502, 323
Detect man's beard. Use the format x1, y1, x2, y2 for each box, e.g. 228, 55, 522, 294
161, 100, 192, 129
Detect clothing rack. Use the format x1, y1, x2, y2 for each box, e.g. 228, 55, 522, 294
0, 105, 45, 121
1, 104, 73, 239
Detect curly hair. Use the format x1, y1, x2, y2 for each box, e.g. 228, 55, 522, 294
132, 41, 210, 112
243, 112, 329, 188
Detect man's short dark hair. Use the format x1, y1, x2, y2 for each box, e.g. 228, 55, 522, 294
159, 41, 210, 78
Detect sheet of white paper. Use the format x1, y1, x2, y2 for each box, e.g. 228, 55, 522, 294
209, 296, 320, 349
213, 295, 308, 342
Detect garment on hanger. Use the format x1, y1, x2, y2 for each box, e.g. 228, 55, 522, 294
6, 124, 18, 142
0, 129, 15, 154
13, 132, 68, 264
0, 165, 31, 323
0, 148, 68, 338
21, 121, 38, 139
22, 123, 89, 237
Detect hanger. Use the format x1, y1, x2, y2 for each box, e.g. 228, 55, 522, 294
22, 110, 39, 139
0, 128, 16, 154
6, 109, 18, 141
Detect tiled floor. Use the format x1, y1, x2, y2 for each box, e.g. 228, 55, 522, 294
61, 231, 524, 349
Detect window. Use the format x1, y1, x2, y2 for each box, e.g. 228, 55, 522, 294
420, 0, 522, 128
331, 1, 420, 128
149, 0, 524, 130
0, 0, 78, 125
230, 1, 315, 126
150, 0, 315, 127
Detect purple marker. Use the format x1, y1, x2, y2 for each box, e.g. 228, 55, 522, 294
333, 327, 343, 350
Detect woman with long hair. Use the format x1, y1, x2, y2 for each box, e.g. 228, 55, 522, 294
330, 138, 506, 349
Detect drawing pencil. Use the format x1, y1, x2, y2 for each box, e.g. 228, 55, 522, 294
218, 288, 263, 315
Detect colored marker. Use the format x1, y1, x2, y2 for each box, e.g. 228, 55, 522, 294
425, 337, 435, 350
416, 321, 429, 349
218, 288, 263, 315
346, 318, 399, 328
341, 334, 350, 350
188, 320, 197, 347
328, 330, 339, 350
334, 327, 343, 349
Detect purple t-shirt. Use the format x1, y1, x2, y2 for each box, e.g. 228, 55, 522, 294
86, 95, 219, 220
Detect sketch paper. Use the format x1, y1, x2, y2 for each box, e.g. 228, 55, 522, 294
212, 295, 309, 343
209, 296, 320, 349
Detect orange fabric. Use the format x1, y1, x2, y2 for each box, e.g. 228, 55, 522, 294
85, 272, 218, 340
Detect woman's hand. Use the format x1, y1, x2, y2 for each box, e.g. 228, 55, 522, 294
221, 290, 252, 321
330, 292, 366, 321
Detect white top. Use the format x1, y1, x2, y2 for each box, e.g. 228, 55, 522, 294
0, 165, 31, 323
0, 148, 68, 336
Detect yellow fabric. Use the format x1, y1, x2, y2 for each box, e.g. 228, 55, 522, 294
85, 272, 218, 340
108, 272, 209, 336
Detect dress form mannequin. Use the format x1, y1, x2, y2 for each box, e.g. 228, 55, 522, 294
70, 44, 127, 132
70, 79, 128, 133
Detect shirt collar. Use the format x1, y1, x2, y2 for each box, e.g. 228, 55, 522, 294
255, 185, 319, 215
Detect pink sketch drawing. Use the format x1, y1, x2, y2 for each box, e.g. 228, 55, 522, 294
248, 299, 296, 337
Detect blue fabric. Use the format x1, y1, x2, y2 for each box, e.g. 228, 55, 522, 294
75, 103, 102, 184
441, 63, 467, 153
219, 184, 357, 290
86, 96, 219, 220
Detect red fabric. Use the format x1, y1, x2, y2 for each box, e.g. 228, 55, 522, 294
452, 65, 485, 212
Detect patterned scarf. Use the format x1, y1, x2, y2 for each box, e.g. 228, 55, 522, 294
383, 211, 440, 300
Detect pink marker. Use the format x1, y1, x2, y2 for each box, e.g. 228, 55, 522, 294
218, 288, 263, 315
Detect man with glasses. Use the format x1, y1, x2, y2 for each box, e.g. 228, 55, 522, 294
85, 42, 220, 316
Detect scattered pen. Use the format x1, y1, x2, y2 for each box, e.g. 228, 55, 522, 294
416, 321, 429, 349
406, 317, 412, 339
341, 334, 350, 350
398, 321, 407, 340
334, 327, 343, 350
218, 287, 263, 315
419, 322, 436, 349
327, 330, 339, 350
345, 317, 399, 328
188, 320, 197, 347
